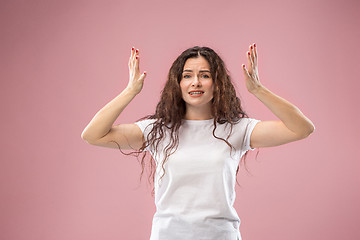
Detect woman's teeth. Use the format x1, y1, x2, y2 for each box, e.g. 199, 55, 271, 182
189, 91, 204, 95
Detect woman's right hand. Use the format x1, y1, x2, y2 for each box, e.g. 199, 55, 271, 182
127, 47, 147, 95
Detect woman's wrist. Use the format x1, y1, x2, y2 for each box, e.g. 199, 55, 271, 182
124, 86, 140, 96
250, 85, 268, 96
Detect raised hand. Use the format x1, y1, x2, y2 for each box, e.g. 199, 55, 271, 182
242, 43, 263, 94
127, 47, 147, 94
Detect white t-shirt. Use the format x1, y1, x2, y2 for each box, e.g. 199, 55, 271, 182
135, 118, 260, 240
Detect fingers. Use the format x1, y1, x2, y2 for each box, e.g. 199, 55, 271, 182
129, 47, 136, 68
245, 43, 258, 72
129, 46, 140, 69
140, 71, 147, 81
247, 51, 253, 67
135, 50, 140, 72
128, 47, 133, 67
129, 46, 147, 79
242, 64, 250, 78
253, 43, 257, 59
248, 43, 257, 65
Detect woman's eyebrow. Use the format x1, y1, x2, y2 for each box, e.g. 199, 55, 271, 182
182, 70, 211, 73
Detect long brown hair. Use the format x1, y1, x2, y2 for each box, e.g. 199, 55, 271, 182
113, 46, 257, 196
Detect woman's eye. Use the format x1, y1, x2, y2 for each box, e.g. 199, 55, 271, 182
182, 74, 210, 79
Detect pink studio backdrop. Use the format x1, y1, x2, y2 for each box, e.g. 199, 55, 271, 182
1, 0, 359, 239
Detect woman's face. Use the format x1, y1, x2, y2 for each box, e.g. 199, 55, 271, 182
180, 56, 214, 110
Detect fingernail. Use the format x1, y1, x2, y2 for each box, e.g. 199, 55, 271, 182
136, 56, 138, 59
254, 43, 256, 47
250, 46, 253, 49
248, 52, 250, 55
136, 49, 139, 52
132, 47, 134, 50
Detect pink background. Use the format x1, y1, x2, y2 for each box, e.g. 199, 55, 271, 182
1, 0, 359, 239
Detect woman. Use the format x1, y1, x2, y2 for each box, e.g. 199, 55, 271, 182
81, 44, 315, 240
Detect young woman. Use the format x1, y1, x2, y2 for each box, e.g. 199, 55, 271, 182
81, 44, 315, 240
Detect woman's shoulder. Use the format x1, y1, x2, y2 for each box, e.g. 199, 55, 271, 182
234, 117, 260, 124
237, 116, 261, 124
226, 117, 261, 132
134, 117, 158, 133
135, 117, 157, 124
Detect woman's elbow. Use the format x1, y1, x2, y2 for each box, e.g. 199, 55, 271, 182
301, 123, 316, 139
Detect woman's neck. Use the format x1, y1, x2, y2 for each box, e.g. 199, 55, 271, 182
184, 105, 213, 120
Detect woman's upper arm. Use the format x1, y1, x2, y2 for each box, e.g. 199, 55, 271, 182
83, 123, 145, 150
250, 120, 307, 148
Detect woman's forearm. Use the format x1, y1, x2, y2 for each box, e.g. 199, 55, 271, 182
81, 47, 147, 142
81, 88, 138, 142
252, 86, 315, 137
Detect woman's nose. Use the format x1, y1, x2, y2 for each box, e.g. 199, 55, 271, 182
191, 76, 201, 86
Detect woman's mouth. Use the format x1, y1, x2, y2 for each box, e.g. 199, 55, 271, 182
188, 91, 204, 97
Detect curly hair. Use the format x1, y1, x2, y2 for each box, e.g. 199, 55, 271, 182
113, 46, 257, 196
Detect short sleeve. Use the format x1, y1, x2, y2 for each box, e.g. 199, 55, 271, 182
243, 118, 261, 151
134, 119, 157, 151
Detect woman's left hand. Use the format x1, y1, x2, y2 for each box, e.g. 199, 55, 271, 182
242, 43, 264, 94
